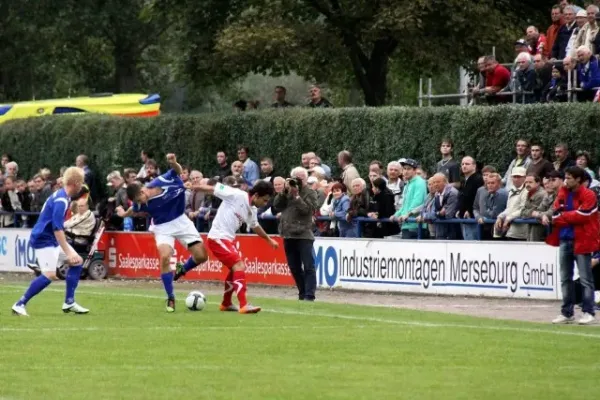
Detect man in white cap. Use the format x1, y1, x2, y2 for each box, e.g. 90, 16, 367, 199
495, 166, 528, 240
566, 9, 589, 59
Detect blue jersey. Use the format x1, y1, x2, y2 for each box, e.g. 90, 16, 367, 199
30, 189, 70, 249
133, 169, 186, 225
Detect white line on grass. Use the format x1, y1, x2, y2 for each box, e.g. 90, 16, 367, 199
0, 325, 344, 333
1, 365, 225, 372
264, 308, 600, 339
1, 285, 598, 338
0, 287, 554, 308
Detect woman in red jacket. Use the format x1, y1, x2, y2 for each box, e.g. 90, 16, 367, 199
546, 167, 600, 325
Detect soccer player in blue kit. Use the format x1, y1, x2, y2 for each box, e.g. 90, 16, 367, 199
12, 167, 89, 316
116, 153, 208, 312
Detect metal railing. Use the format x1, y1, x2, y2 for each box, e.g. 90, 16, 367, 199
0, 211, 546, 242
418, 59, 599, 106
258, 214, 545, 241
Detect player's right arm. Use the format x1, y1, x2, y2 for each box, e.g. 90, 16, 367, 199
194, 182, 239, 202
52, 197, 82, 265
166, 153, 183, 175
193, 184, 215, 195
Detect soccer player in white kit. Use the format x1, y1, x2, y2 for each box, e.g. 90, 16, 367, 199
12, 167, 88, 316
174, 179, 278, 314
116, 154, 208, 312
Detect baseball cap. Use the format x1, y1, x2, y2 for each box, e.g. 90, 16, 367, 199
511, 166, 527, 177
577, 10, 587, 18
400, 158, 419, 169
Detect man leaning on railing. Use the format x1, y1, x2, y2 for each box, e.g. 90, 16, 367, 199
418, 173, 459, 240
474, 173, 508, 240
495, 167, 528, 240
390, 159, 427, 239
520, 174, 547, 241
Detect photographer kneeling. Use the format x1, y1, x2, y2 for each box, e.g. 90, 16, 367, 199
274, 167, 319, 301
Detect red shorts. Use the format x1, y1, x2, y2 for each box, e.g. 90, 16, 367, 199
207, 238, 242, 269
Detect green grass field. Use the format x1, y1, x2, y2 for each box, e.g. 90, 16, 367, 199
0, 282, 598, 400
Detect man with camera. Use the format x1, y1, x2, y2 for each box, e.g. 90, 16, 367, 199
274, 167, 319, 301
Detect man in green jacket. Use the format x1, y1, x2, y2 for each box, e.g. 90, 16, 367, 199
390, 159, 428, 239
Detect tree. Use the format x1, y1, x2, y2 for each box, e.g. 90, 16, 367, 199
53, 0, 178, 93
213, 0, 550, 106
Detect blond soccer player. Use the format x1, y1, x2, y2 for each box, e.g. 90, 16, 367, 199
12, 167, 88, 316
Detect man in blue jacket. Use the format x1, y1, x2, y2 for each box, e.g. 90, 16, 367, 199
552, 6, 577, 60
576, 46, 600, 101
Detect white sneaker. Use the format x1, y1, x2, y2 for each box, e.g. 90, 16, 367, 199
578, 313, 596, 325
62, 302, 89, 314
11, 303, 29, 317
552, 315, 575, 324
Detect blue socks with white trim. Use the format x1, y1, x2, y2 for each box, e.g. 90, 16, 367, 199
65, 265, 83, 305
182, 256, 197, 272
17, 275, 52, 306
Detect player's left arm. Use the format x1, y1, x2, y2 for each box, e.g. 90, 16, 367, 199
166, 153, 183, 175
251, 224, 279, 249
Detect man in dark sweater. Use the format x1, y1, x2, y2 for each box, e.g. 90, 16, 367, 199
214, 151, 231, 182
456, 156, 484, 240
526, 143, 555, 179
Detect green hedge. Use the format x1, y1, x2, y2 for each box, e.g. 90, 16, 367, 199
2, 104, 600, 180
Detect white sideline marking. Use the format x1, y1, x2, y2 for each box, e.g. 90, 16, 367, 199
0, 287, 554, 308
0, 325, 343, 333
2, 286, 598, 339
4, 365, 224, 372
265, 308, 600, 339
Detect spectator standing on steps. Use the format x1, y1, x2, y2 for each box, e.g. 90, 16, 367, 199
237, 145, 259, 188
214, 151, 231, 182
457, 156, 484, 240
503, 139, 532, 192
547, 166, 599, 325
337, 150, 360, 190
526, 143, 554, 179
76, 154, 100, 204
435, 138, 461, 189
273, 167, 319, 301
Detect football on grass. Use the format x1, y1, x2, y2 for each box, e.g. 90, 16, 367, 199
185, 291, 206, 311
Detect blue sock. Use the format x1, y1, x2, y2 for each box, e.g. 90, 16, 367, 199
161, 272, 174, 299
65, 265, 83, 305
182, 256, 197, 272
17, 275, 52, 306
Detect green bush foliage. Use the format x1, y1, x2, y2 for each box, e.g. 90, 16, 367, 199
2, 103, 600, 180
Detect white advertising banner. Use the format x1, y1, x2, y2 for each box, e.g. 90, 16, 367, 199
313, 238, 560, 300
0, 228, 37, 272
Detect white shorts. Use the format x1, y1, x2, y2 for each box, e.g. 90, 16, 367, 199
149, 214, 202, 249
36, 244, 76, 272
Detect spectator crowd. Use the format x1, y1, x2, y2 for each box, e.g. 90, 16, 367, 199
1, 138, 598, 245
471, 2, 600, 104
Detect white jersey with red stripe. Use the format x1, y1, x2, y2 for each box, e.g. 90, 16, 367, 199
207, 183, 258, 241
